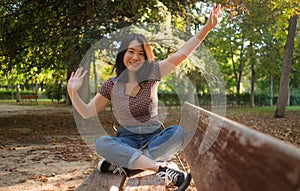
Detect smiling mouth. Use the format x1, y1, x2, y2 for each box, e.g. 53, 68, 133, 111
129, 62, 140, 66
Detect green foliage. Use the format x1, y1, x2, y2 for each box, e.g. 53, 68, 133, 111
45, 83, 67, 103
0, 89, 36, 99
290, 94, 300, 106
157, 92, 212, 106
0, 0, 196, 91
157, 92, 300, 107
1, 0, 299, 106
226, 92, 300, 106
158, 93, 180, 106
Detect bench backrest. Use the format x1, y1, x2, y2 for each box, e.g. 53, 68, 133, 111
22, 95, 38, 99
180, 102, 300, 191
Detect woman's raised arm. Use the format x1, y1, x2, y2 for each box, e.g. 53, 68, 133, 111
159, 3, 222, 77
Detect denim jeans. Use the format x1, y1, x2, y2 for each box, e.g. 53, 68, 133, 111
95, 123, 185, 169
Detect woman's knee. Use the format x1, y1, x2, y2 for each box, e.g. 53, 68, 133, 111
95, 136, 112, 155
167, 125, 185, 144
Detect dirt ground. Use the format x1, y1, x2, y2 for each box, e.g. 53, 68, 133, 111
0, 104, 94, 191
0, 103, 299, 191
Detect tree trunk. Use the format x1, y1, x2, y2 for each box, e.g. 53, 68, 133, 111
287, 80, 290, 106
34, 84, 38, 96
16, 84, 20, 102
66, 0, 77, 106
250, 42, 255, 107
66, 0, 94, 105
274, 15, 298, 118
269, 73, 273, 106
232, 42, 244, 106
188, 80, 195, 103
250, 62, 255, 107
92, 48, 98, 94
79, 51, 91, 103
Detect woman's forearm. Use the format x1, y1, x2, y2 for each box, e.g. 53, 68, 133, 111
69, 90, 98, 119
160, 25, 212, 77
178, 25, 211, 58
67, 67, 102, 119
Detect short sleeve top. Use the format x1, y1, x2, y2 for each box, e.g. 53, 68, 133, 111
99, 62, 161, 127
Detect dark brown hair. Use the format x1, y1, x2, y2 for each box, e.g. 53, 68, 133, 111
114, 33, 155, 83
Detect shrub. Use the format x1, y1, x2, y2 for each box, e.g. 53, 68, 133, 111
45, 83, 67, 103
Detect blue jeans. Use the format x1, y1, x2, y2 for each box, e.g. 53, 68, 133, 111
95, 123, 185, 169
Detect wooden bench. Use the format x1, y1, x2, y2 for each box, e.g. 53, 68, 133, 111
21, 95, 38, 104
76, 169, 166, 191
180, 102, 300, 191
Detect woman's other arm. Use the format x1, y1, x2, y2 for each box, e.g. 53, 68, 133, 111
68, 67, 110, 119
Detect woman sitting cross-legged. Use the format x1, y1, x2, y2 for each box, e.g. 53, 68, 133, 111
67, 4, 221, 190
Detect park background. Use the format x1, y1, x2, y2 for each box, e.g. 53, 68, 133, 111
0, 0, 299, 191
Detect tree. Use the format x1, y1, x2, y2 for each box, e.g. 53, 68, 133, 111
1, 0, 198, 103
2, 0, 299, 108
274, 14, 298, 118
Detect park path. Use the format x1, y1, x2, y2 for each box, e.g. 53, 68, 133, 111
0, 104, 96, 191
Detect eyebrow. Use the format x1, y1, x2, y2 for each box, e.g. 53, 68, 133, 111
128, 47, 144, 53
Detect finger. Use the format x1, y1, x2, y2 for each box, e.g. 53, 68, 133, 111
74, 68, 79, 76
219, 7, 222, 17
217, 4, 221, 13
210, 7, 215, 18
75, 67, 82, 77
70, 71, 74, 78
80, 70, 88, 79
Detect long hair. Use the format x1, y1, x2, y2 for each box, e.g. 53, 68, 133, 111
114, 33, 155, 83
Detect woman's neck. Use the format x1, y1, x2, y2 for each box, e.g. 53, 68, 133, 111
127, 71, 137, 84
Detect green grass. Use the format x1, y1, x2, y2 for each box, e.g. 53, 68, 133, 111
0, 99, 65, 104
1, 99, 299, 115
225, 105, 300, 116
286, 106, 300, 111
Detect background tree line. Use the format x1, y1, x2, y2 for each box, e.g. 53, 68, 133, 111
0, 0, 299, 117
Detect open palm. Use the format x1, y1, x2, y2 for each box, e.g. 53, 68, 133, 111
206, 3, 222, 30
67, 67, 88, 93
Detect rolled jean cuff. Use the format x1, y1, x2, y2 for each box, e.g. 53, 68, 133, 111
127, 150, 143, 169
143, 149, 153, 160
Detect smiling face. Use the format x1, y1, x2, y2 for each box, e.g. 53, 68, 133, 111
115, 33, 155, 82
123, 39, 146, 72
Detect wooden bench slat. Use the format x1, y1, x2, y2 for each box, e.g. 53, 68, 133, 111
75, 169, 126, 191
123, 170, 166, 191
180, 102, 300, 191
76, 169, 166, 191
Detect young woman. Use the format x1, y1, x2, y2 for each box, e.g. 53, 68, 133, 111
68, 4, 221, 190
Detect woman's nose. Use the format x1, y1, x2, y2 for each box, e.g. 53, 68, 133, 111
132, 53, 139, 60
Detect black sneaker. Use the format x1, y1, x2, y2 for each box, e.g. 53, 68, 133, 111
156, 166, 192, 191
97, 158, 127, 175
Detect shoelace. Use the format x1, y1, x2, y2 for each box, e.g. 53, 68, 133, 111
156, 168, 179, 185
108, 164, 127, 175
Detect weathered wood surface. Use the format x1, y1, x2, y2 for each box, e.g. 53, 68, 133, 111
76, 169, 166, 191
180, 102, 300, 191
75, 169, 126, 191
123, 170, 166, 191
